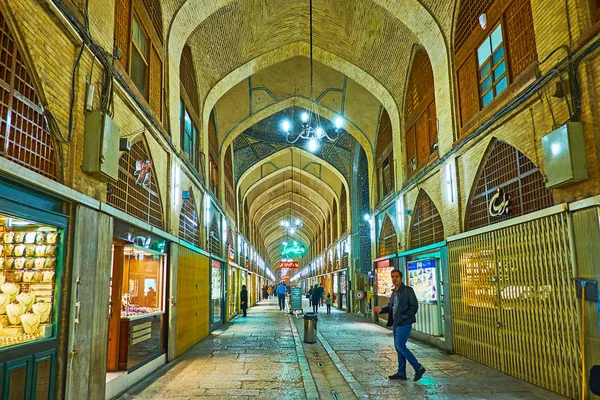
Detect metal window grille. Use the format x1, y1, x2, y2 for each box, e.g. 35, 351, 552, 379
107, 140, 164, 229
140, 0, 163, 43
378, 214, 397, 257
0, 12, 58, 181
504, 0, 537, 77
340, 187, 347, 234
466, 140, 553, 230
409, 191, 444, 249
208, 212, 221, 255
454, 0, 495, 52
179, 189, 199, 247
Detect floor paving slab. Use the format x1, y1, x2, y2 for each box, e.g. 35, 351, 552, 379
118, 298, 568, 400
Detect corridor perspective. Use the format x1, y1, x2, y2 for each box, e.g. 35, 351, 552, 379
118, 298, 565, 400
0, 0, 600, 399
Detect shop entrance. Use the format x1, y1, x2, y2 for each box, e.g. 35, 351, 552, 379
107, 240, 168, 373
448, 213, 581, 399
210, 260, 224, 328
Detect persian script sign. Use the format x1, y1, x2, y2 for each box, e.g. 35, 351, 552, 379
134, 160, 152, 187
489, 188, 510, 217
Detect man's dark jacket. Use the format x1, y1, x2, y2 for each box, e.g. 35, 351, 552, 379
379, 284, 419, 327
240, 289, 248, 310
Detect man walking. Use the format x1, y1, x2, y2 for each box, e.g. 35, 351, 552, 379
276, 281, 287, 311
373, 269, 426, 382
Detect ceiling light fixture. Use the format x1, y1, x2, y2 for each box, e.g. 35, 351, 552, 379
280, 0, 344, 152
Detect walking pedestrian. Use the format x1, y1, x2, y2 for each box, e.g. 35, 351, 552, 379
326, 293, 331, 314
373, 269, 426, 382
276, 281, 287, 310
240, 285, 248, 317
267, 285, 273, 298
310, 284, 321, 313
319, 283, 325, 306
262, 284, 267, 300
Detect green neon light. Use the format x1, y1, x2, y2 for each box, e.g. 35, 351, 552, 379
282, 242, 306, 257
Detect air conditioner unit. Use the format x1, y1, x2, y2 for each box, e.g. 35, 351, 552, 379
82, 111, 121, 182
541, 122, 588, 188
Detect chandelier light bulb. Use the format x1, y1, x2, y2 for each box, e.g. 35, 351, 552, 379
315, 127, 324, 138
280, 220, 285, 227
282, 120, 291, 132
363, 213, 371, 222
301, 112, 309, 123
295, 219, 301, 226
290, 227, 296, 235
308, 138, 318, 152
335, 117, 343, 129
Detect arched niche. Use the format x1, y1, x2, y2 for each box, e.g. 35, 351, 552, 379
409, 190, 444, 249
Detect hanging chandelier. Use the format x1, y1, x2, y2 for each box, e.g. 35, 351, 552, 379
280, 0, 344, 152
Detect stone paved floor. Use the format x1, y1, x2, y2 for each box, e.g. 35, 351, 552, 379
119, 298, 567, 400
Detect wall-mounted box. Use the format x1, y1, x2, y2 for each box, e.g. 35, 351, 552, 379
541, 122, 588, 188
82, 111, 120, 182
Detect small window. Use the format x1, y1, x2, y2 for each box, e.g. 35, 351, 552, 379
591, 0, 600, 23
478, 24, 507, 107
131, 15, 149, 96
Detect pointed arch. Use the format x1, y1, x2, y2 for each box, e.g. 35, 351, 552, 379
107, 140, 164, 229
340, 185, 348, 235
179, 188, 199, 247
375, 109, 394, 203
378, 214, 397, 257
409, 190, 444, 249
223, 144, 234, 217
404, 47, 437, 177
0, 10, 61, 181
208, 209, 221, 255
465, 139, 553, 230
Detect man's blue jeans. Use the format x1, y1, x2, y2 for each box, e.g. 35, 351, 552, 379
278, 294, 286, 310
392, 324, 422, 375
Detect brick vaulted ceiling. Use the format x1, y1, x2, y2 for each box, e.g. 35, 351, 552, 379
162, 0, 458, 266
186, 0, 420, 118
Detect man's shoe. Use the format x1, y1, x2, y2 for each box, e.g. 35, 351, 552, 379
413, 367, 426, 381
388, 373, 407, 380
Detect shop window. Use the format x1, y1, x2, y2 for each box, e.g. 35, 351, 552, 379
465, 140, 553, 230
378, 214, 397, 257
409, 190, 444, 249
0, 213, 61, 349
0, 12, 59, 181
404, 48, 437, 177
179, 189, 199, 247
180, 101, 199, 171
106, 140, 164, 229
478, 24, 507, 107
454, 0, 537, 129
108, 243, 167, 371
114, 0, 163, 120
130, 15, 149, 97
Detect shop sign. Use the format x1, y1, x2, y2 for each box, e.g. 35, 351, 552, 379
134, 160, 152, 187
407, 259, 437, 303
488, 188, 510, 217
279, 261, 299, 269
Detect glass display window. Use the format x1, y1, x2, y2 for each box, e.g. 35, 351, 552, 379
407, 259, 438, 303
376, 266, 394, 297
121, 246, 166, 318
211, 261, 223, 325
0, 213, 60, 349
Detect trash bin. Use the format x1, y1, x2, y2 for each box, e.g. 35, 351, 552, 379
303, 312, 318, 343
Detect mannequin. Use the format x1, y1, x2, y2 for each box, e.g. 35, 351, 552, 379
16, 292, 35, 311
20, 313, 40, 334
32, 300, 51, 323
1, 282, 20, 301
0, 292, 10, 314
6, 302, 26, 325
